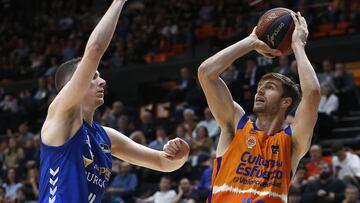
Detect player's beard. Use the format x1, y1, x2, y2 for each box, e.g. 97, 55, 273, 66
253, 100, 280, 114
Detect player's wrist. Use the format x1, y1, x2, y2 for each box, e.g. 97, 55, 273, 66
291, 41, 305, 51
246, 35, 260, 50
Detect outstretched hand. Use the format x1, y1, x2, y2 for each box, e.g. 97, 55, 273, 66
249, 27, 282, 58
291, 12, 308, 48
163, 138, 190, 161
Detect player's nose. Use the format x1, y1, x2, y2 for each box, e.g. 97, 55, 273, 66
99, 77, 106, 87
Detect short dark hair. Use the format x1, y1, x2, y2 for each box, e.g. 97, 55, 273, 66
55, 57, 82, 92
259, 73, 301, 116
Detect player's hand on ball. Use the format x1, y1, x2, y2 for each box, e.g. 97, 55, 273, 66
163, 138, 190, 160
250, 27, 282, 58
291, 12, 308, 48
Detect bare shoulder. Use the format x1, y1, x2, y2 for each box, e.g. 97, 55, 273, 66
41, 106, 82, 147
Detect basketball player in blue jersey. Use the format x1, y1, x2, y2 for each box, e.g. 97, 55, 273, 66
39, 1, 190, 202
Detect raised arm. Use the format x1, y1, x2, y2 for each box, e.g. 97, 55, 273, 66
198, 29, 281, 156
50, 0, 127, 113
198, 29, 282, 128
291, 12, 321, 171
104, 127, 190, 172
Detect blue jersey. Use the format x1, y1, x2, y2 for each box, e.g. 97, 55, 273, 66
39, 121, 112, 203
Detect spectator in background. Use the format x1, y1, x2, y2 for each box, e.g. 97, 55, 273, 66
168, 67, 196, 104
182, 108, 198, 138
0, 186, 5, 203
0, 95, 19, 113
274, 56, 291, 76
148, 125, 169, 151
130, 131, 147, 146
244, 58, 267, 97
342, 185, 360, 203
197, 107, 220, 140
171, 178, 199, 203
191, 126, 213, 154
196, 151, 214, 202
317, 59, 335, 87
23, 138, 37, 167
183, 80, 207, 114
174, 124, 191, 144
288, 60, 300, 84
333, 63, 360, 116
102, 101, 125, 128
33, 78, 48, 102
332, 144, 360, 185
2, 137, 24, 170
116, 115, 130, 135
15, 122, 33, 141
22, 167, 39, 200
288, 186, 302, 203
138, 176, 176, 203
106, 162, 138, 203
291, 166, 308, 193
306, 145, 333, 179
2, 168, 23, 201
302, 161, 346, 203
316, 83, 339, 140
137, 108, 155, 141
14, 187, 27, 203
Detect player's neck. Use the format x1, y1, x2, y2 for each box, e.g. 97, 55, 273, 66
82, 106, 95, 125
255, 113, 284, 134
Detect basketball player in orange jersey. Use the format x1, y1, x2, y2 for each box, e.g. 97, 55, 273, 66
198, 12, 320, 203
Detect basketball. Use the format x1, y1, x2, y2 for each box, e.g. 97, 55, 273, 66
255, 8, 296, 55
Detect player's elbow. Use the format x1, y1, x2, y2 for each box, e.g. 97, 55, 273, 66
198, 62, 217, 81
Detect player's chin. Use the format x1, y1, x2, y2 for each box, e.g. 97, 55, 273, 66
95, 98, 105, 107
253, 105, 265, 113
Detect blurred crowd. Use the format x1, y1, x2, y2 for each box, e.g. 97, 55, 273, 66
0, 54, 360, 202
1, 0, 360, 203
0, 0, 359, 81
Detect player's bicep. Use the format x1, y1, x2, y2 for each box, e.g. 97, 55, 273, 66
198, 72, 244, 127
104, 127, 163, 171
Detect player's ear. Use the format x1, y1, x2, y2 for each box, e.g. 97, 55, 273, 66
281, 97, 292, 109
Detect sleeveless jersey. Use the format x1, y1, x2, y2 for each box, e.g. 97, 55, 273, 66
207, 115, 292, 203
39, 121, 112, 203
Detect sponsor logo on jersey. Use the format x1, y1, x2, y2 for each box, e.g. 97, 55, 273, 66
100, 143, 111, 153
271, 144, 280, 154
247, 136, 256, 149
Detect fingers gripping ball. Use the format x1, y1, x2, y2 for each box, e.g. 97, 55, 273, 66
255, 8, 295, 55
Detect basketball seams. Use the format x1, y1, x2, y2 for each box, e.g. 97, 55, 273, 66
255, 8, 295, 54
262, 14, 293, 49
256, 8, 290, 38
277, 20, 295, 55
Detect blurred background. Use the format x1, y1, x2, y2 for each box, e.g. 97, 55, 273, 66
0, 0, 360, 202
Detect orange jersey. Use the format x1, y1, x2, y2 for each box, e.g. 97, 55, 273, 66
207, 115, 292, 203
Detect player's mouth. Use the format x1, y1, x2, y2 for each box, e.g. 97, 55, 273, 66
255, 97, 265, 103
96, 89, 104, 96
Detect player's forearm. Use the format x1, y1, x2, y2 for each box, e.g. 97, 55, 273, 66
85, 0, 126, 58
199, 36, 256, 79
293, 44, 320, 98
